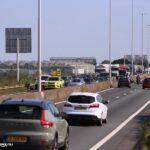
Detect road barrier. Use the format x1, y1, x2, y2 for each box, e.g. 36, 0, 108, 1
0, 80, 117, 103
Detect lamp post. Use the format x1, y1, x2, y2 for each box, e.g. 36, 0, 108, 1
131, 0, 134, 76
38, 0, 42, 92
109, 0, 112, 87
147, 25, 150, 73
141, 13, 145, 74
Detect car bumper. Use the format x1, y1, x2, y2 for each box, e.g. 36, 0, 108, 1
65, 114, 100, 122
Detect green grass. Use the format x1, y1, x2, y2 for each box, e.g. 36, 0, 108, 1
140, 122, 150, 150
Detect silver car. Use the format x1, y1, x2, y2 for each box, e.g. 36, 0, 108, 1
0, 99, 69, 150
68, 78, 85, 86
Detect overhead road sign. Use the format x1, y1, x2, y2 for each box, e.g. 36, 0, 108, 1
5, 28, 32, 53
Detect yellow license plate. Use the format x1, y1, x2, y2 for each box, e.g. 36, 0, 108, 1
75, 107, 86, 110
7, 136, 27, 143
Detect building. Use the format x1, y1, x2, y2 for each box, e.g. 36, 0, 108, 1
49, 57, 96, 75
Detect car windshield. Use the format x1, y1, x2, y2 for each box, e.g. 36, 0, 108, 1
68, 95, 95, 104
48, 77, 59, 81
0, 105, 42, 119
41, 76, 49, 80
119, 78, 128, 81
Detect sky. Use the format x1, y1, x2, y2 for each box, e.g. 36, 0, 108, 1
0, 0, 150, 64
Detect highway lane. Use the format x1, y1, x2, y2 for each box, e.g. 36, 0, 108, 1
56, 84, 150, 150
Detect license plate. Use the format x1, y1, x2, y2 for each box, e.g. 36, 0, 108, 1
7, 136, 27, 143
75, 107, 87, 110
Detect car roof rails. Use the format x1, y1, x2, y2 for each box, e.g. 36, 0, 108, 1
1, 98, 12, 103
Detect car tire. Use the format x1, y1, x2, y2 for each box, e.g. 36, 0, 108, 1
118, 85, 120, 88
97, 114, 103, 126
60, 131, 69, 150
142, 86, 145, 89
51, 136, 58, 150
103, 116, 108, 124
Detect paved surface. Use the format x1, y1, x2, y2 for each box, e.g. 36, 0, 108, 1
100, 102, 150, 150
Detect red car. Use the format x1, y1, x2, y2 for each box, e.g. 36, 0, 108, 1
142, 78, 150, 89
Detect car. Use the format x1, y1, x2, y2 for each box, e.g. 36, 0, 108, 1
0, 98, 69, 150
44, 76, 64, 89
118, 76, 131, 88
68, 78, 85, 86
62, 76, 72, 87
63, 92, 108, 126
142, 77, 150, 89
83, 77, 96, 84
35, 75, 50, 90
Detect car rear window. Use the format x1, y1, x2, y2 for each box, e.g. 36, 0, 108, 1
144, 78, 150, 82
0, 105, 42, 119
68, 95, 95, 104
119, 78, 128, 81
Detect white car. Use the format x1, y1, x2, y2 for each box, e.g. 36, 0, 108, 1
63, 92, 108, 126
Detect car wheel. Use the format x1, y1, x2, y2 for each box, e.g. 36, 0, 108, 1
103, 116, 108, 124
118, 85, 120, 88
51, 136, 58, 150
97, 114, 103, 126
142, 86, 145, 89
60, 131, 69, 150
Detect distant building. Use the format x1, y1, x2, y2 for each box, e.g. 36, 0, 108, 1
50, 57, 97, 65
49, 57, 96, 75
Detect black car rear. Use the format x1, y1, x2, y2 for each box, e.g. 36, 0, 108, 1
118, 77, 131, 88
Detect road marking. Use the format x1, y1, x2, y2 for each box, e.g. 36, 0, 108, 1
100, 88, 114, 93
55, 101, 65, 105
89, 100, 150, 150
123, 93, 127, 95
116, 96, 119, 99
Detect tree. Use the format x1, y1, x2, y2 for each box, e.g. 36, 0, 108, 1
112, 58, 130, 64
101, 60, 110, 64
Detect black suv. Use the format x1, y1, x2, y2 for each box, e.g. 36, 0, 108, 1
118, 77, 131, 88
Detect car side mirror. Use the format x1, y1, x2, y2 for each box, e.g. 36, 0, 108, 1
103, 100, 109, 104
54, 112, 61, 118
61, 112, 67, 119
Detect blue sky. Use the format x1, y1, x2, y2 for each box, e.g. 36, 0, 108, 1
0, 0, 150, 63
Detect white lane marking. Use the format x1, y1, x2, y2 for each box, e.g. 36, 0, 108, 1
55, 101, 66, 105
89, 100, 150, 150
123, 93, 127, 96
100, 88, 114, 93
116, 96, 119, 99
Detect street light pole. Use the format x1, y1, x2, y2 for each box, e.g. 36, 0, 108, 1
38, 0, 42, 92
109, 0, 112, 87
141, 13, 145, 74
131, 0, 134, 76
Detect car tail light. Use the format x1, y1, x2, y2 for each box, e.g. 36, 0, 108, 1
64, 102, 72, 107
31, 140, 47, 144
40, 110, 53, 128
89, 103, 100, 108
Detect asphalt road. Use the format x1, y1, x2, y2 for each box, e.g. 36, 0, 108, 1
56, 84, 150, 150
